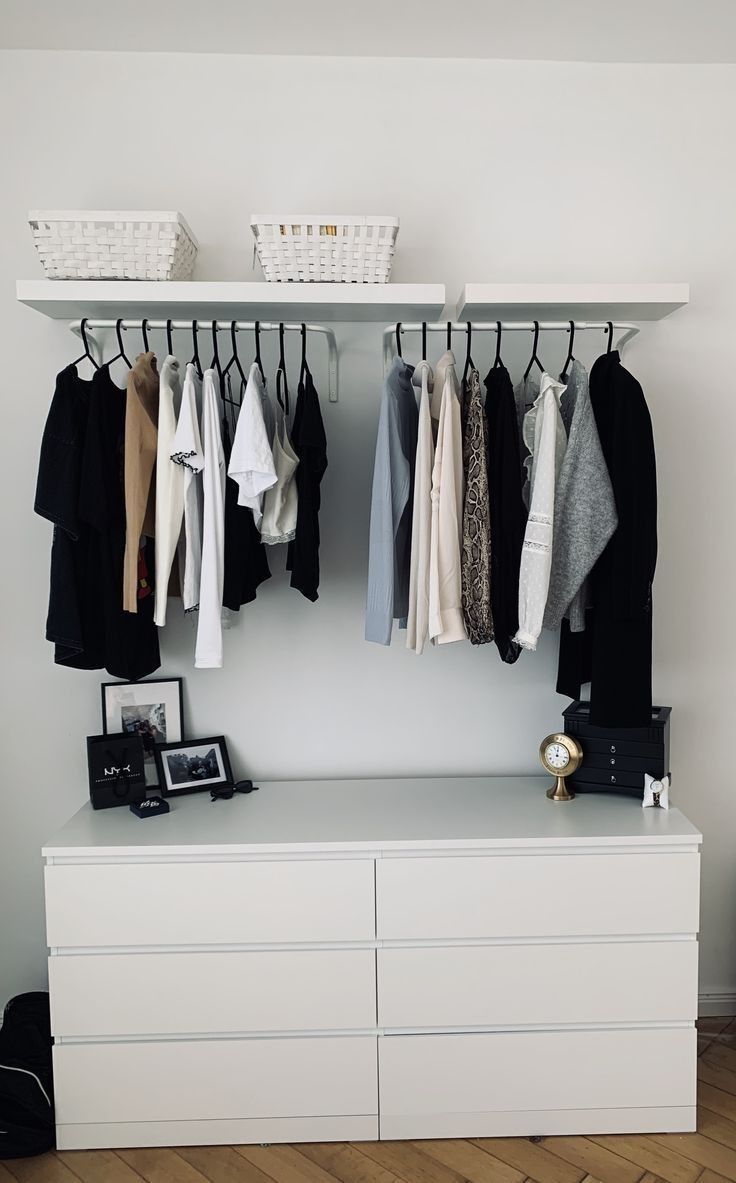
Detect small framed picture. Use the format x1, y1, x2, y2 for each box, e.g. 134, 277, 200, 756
155, 736, 233, 798
101, 678, 184, 789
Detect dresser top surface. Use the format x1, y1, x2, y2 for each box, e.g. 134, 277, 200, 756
42, 776, 701, 857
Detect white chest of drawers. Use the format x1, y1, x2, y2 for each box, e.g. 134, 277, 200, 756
43, 776, 701, 1149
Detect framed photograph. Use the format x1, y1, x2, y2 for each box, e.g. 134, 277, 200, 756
101, 678, 184, 789
154, 736, 233, 798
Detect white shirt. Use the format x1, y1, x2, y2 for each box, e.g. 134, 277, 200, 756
406, 361, 434, 654
428, 352, 467, 645
171, 363, 204, 613
515, 372, 567, 651
228, 363, 277, 527
260, 410, 299, 545
154, 356, 184, 627
195, 370, 227, 669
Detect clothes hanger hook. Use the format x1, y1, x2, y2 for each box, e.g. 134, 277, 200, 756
494, 320, 502, 367
115, 318, 131, 367
395, 322, 402, 358
421, 322, 427, 360
141, 318, 149, 353
300, 323, 308, 383
166, 318, 174, 357
254, 320, 264, 381
446, 320, 452, 351
524, 320, 542, 382
462, 321, 474, 385
606, 321, 614, 353
562, 319, 575, 379
277, 322, 289, 416
190, 319, 202, 378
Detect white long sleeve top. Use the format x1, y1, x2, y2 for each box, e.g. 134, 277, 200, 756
154, 356, 184, 626
428, 351, 467, 645
514, 372, 566, 651
406, 361, 434, 654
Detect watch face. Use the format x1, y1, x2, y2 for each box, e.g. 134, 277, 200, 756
545, 741, 570, 771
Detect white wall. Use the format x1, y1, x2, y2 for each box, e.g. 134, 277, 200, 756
0, 50, 734, 1006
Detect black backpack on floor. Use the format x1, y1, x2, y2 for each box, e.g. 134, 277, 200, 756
0, 992, 55, 1158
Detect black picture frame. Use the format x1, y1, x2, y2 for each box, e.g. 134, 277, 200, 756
154, 736, 233, 798
101, 678, 184, 791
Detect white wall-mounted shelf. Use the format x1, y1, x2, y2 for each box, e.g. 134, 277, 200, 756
455, 283, 689, 322
16, 280, 446, 323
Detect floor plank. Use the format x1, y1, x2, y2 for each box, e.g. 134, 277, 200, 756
297, 1143, 404, 1183
700, 1021, 733, 1037
56, 1150, 145, 1182
3, 1157, 83, 1183
701, 1060, 736, 1098
352, 1140, 466, 1183
701, 1085, 736, 1124
177, 1146, 276, 1183
696, 1110, 736, 1153
415, 1138, 526, 1183
588, 1135, 702, 1183
234, 1145, 338, 1183
650, 1131, 736, 1181
539, 1137, 645, 1183
116, 1148, 211, 1183
704, 1046, 736, 1075
471, 1137, 586, 1183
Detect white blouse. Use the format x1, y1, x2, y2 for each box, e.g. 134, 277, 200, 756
228, 363, 277, 527
195, 370, 226, 669
260, 410, 299, 546
428, 351, 467, 645
154, 356, 184, 627
406, 361, 434, 654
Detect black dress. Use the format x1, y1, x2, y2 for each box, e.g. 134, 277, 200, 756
484, 362, 527, 664
78, 366, 160, 680
557, 350, 657, 727
286, 364, 328, 602
221, 413, 271, 611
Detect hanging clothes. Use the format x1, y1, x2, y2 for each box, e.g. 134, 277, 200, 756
81, 366, 160, 679
222, 409, 271, 611
195, 370, 226, 669
514, 372, 539, 499
461, 368, 493, 646
406, 361, 434, 654
557, 351, 657, 727
543, 360, 618, 632
484, 362, 526, 664
365, 355, 418, 644
171, 362, 205, 613
228, 362, 277, 527
260, 408, 299, 546
514, 373, 566, 652
154, 355, 184, 627
286, 358, 328, 603
428, 351, 466, 645
123, 352, 159, 613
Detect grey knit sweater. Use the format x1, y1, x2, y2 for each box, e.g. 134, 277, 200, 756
543, 360, 618, 632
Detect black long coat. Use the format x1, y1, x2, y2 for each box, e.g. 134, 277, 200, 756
557, 350, 657, 727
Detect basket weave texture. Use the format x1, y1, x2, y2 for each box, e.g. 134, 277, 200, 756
251, 215, 398, 283
29, 210, 198, 280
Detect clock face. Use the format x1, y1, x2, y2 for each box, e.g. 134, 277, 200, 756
545, 741, 570, 771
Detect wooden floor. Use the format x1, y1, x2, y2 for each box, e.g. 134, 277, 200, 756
4, 1019, 736, 1183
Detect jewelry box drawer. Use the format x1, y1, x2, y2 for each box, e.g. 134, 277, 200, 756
376, 853, 700, 940
53, 1036, 377, 1125
378, 1027, 696, 1138
569, 766, 646, 788
581, 752, 666, 774
45, 859, 375, 947
49, 949, 376, 1037
377, 941, 697, 1029
580, 737, 664, 760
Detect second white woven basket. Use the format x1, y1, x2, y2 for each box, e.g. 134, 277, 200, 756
251, 214, 399, 283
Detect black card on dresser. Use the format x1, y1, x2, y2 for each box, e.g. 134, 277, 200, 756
562, 701, 671, 797
86, 732, 147, 810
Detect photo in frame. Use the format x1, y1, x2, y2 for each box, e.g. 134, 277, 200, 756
101, 678, 184, 789
155, 737, 233, 798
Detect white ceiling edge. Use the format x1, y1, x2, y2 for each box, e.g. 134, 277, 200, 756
3, 0, 736, 64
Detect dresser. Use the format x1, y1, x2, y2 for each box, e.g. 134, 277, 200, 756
43, 776, 701, 1149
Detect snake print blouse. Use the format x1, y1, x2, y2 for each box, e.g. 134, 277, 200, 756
461, 369, 494, 644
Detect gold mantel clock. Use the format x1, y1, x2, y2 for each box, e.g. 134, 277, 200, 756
539, 733, 583, 802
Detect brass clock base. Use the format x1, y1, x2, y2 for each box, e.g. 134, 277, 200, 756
547, 776, 575, 802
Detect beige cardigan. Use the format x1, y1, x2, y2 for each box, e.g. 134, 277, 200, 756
123, 352, 160, 613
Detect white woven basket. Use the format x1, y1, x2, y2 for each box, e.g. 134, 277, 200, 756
251, 214, 399, 283
29, 210, 198, 280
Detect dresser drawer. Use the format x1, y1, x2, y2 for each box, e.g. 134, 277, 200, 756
379, 1027, 696, 1129
54, 1036, 377, 1125
377, 853, 699, 940
50, 949, 376, 1037
378, 941, 697, 1028
45, 859, 375, 947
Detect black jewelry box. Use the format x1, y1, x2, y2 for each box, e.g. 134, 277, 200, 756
86, 733, 146, 810
562, 701, 671, 797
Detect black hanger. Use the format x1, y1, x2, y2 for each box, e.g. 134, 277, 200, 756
140, 318, 150, 353
223, 321, 247, 387
210, 321, 224, 384
562, 320, 576, 379
606, 321, 614, 354
395, 322, 402, 358
446, 321, 452, 351
190, 320, 203, 378
253, 320, 265, 382
107, 318, 132, 369
300, 323, 310, 384
493, 320, 503, 369
166, 319, 174, 357
71, 318, 99, 370
524, 320, 544, 381
462, 322, 475, 386
421, 322, 427, 360
276, 323, 290, 416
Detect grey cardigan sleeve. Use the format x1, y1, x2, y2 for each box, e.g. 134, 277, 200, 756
365, 390, 410, 645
